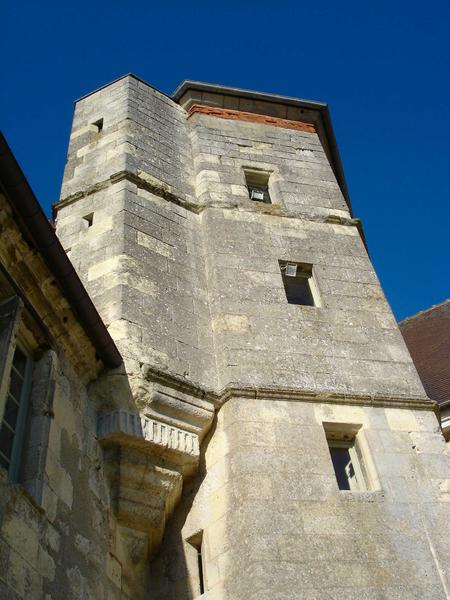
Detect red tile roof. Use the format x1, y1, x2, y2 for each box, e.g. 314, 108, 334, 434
399, 300, 450, 406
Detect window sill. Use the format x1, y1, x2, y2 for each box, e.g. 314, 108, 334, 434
0, 466, 45, 514
339, 489, 385, 502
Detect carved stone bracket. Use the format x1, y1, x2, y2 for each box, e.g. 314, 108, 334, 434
97, 410, 200, 473
96, 364, 434, 561
97, 382, 215, 557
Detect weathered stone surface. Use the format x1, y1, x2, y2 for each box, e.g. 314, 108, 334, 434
55, 76, 426, 402
18, 74, 444, 599
151, 397, 450, 599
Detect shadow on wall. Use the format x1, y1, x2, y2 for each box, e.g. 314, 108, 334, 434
149, 414, 219, 600
91, 362, 217, 599
89, 364, 154, 599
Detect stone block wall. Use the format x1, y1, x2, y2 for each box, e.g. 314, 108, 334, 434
0, 352, 122, 600
201, 205, 423, 395
56, 78, 215, 389
186, 107, 424, 397
61, 77, 194, 203
52, 75, 450, 599
189, 110, 349, 218
151, 397, 450, 600
55, 75, 425, 401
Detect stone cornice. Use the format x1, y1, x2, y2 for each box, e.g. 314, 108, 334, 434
0, 199, 102, 382
54, 170, 359, 229
218, 386, 436, 412
54, 170, 200, 215
95, 362, 436, 562
139, 363, 436, 413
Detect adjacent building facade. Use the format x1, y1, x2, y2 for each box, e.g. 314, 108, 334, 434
1, 75, 449, 599
0, 132, 123, 598
400, 300, 450, 444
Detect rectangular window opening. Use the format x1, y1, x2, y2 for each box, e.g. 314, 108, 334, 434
279, 261, 319, 306
323, 424, 368, 492
83, 213, 94, 228
92, 118, 103, 133
187, 531, 205, 595
244, 169, 271, 204
0, 345, 32, 480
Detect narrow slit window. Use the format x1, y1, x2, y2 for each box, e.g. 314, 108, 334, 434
279, 261, 319, 306
187, 531, 205, 595
83, 213, 94, 228
244, 169, 271, 204
324, 424, 368, 492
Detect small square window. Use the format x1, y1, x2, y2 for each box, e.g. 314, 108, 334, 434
279, 261, 320, 306
244, 169, 271, 204
82, 213, 94, 228
92, 118, 103, 133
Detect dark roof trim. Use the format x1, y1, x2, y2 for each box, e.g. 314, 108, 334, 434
172, 80, 352, 214
319, 106, 352, 215
172, 80, 328, 109
0, 132, 122, 369
74, 75, 352, 213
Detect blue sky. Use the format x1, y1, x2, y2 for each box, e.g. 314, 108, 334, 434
1, 0, 449, 321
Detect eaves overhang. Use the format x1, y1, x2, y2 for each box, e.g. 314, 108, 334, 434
72, 74, 352, 214
0, 132, 123, 370
172, 80, 352, 215
172, 80, 327, 110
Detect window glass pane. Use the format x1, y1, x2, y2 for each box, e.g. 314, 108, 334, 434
9, 368, 24, 401
0, 425, 15, 462
13, 347, 27, 376
0, 453, 9, 470
329, 446, 352, 490
4, 395, 20, 430
249, 186, 270, 203
1, 345, 32, 479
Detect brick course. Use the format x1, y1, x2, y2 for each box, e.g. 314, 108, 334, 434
187, 104, 317, 133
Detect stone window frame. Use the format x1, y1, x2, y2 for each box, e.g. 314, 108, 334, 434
82, 212, 94, 229
279, 260, 322, 307
323, 422, 380, 493
186, 530, 206, 597
0, 295, 56, 504
243, 167, 273, 204
0, 340, 34, 481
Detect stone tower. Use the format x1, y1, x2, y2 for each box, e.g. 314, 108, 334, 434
54, 75, 450, 599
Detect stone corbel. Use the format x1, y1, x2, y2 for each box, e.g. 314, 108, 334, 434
97, 382, 215, 557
